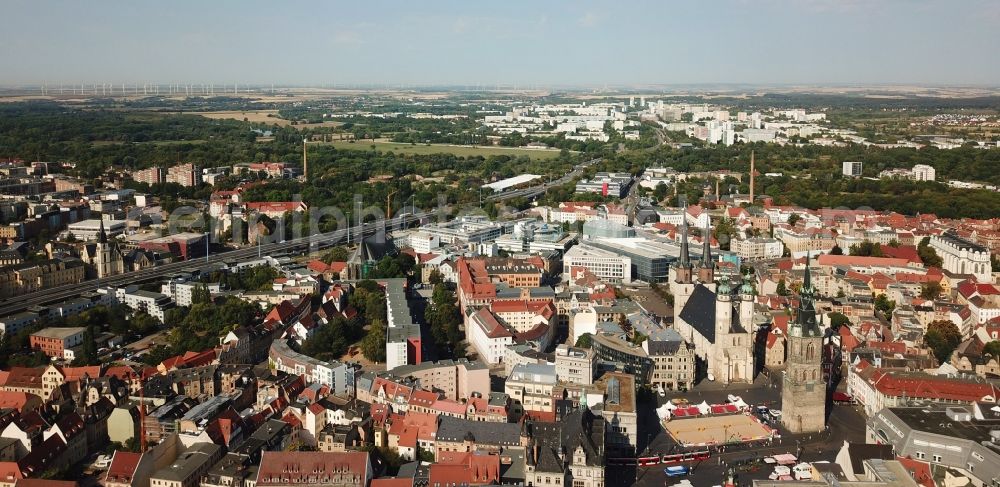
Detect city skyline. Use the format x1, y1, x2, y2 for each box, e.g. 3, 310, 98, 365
3, 0, 1000, 87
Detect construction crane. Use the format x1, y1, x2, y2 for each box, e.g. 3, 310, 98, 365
386, 189, 398, 218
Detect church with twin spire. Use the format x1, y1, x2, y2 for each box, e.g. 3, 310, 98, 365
670, 214, 756, 385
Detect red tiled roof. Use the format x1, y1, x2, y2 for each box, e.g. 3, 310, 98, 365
0, 392, 40, 411
244, 201, 307, 213
2, 368, 43, 388
105, 451, 143, 485
867, 368, 999, 402
472, 308, 512, 339
370, 479, 412, 487
429, 451, 501, 486
895, 457, 934, 487
59, 366, 103, 383
256, 452, 369, 486
879, 245, 922, 264
490, 299, 555, 320
957, 280, 1000, 299
816, 254, 911, 268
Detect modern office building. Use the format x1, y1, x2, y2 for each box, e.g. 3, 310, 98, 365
582, 219, 635, 239
575, 172, 632, 198
563, 243, 632, 283
585, 237, 678, 283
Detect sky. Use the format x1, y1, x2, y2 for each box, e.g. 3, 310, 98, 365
2, 0, 999, 87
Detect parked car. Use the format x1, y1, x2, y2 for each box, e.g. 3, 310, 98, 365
94, 455, 111, 469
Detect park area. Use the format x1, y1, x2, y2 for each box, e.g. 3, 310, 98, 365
663, 414, 774, 447
325, 139, 563, 159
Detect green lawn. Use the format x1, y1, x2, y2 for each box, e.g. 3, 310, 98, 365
324, 140, 563, 159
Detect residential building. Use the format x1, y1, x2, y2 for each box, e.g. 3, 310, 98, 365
553, 345, 595, 386
387, 359, 490, 402
505, 363, 557, 421
732, 237, 784, 261
165, 163, 201, 187
119, 290, 175, 322
434, 417, 522, 458
594, 372, 637, 455
149, 443, 223, 487
524, 409, 605, 487
254, 451, 372, 487
29, 327, 86, 359
103, 451, 154, 487
132, 167, 164, 185
842, 161, 863, 177
384, 279, 421, 371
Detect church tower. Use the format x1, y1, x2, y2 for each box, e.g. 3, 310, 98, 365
698, 218, 715, 284
739, 271, 755, 326
95, 220, 123, 279
675, 210, 693, 285
781, 254, 826, 433
671, 209, 695, 326
714, 276, 733, 339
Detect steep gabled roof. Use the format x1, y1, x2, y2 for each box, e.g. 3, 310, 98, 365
679, 284, 718, 343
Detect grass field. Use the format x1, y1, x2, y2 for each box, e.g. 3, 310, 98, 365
196, 110, 342, 129
323, 139, 563, 159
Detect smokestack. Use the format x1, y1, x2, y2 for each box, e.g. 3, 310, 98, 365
749, 150, 755, 204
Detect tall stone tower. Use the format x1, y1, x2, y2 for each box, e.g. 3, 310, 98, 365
671, 210, 695, 324
781, 254, 826, 433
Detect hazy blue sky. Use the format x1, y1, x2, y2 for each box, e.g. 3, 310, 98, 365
3, 0, 999, 86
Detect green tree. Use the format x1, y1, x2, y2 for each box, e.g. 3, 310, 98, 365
849, 241, 884, 257
713, 217, 737, 251
360, 319, 387, 363
828, 312, 851, 330
428, 270, 444, 286
425, 283, 463, 358
575, 333, 593, 349
983, 340, 1000, 359
322, 246, 350, 263
874, 294, 896, 319
653, 182, 669, 202
829, 245, 843, 255
191, 284, 212, 305
787, 213, 801, 227
924, 320, 962, 364
920, 281, 943, 300
776, 279, 789, 296
917, 237, 943, 268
